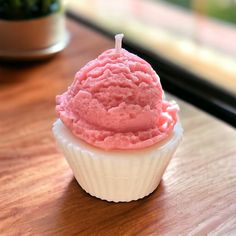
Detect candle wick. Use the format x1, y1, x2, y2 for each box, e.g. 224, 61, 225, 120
115, 34, 124, 53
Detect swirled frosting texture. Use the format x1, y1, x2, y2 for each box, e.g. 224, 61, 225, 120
56, 49, 179, 150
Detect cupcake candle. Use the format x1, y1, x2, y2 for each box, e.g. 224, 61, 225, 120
53, 34, 183, 202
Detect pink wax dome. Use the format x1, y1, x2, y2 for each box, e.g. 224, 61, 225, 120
56, 34, 179, 150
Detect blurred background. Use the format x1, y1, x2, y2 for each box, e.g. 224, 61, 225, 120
0, 0, 235, 125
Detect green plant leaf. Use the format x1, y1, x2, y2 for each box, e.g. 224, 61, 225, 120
0, 0, 61, 20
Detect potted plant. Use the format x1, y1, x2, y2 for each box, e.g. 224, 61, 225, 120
0, 0, 69, 60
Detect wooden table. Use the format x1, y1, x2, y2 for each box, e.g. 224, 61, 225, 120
1, 19, 236, 236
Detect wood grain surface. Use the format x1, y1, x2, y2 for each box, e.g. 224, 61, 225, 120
0, 19, 236, 236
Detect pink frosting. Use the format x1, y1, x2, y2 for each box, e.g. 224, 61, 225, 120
56, 49, 179, 150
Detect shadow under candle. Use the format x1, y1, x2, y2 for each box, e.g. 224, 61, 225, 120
52, 177, 168, 235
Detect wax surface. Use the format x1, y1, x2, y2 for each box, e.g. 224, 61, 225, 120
56, 49, 179, 150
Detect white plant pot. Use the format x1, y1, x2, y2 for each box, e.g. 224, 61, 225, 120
0, 12, 69, 60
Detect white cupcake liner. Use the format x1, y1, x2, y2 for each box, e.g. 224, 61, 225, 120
52, 119, 183, 202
